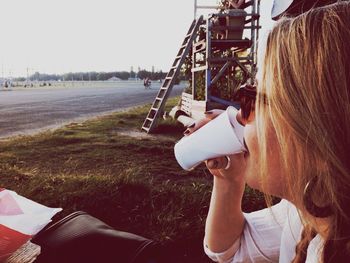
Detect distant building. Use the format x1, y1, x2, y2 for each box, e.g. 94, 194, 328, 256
128, 77, 140, 81
107, 76, 121, 81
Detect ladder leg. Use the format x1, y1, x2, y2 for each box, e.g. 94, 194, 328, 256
141, 16, 204, 133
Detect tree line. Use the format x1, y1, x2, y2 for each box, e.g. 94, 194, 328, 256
14, 70, 175, 82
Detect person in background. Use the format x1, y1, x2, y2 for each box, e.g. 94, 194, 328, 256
213, 0, 246, 40
227, 0, 245, 9
185, 2, 350, 262
144, 77, 151, 89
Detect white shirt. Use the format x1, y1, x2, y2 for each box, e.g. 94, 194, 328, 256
204, 200, 324, 262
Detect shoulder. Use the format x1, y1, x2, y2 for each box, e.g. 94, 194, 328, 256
244, 199, 295, 226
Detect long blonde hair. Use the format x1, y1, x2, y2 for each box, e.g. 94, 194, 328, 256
256, 2, 350, 262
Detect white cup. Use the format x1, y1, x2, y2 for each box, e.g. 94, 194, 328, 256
174, 106, 246, 171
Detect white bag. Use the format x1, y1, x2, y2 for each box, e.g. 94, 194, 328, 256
0, 189, 62, 261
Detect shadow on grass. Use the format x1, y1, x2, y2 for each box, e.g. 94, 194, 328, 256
153, 121, 185, 137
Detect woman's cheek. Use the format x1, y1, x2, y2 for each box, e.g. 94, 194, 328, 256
243, 122, 262, 191
243, 120, 286, 198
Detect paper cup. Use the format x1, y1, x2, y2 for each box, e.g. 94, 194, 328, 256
174, 107, 246, 171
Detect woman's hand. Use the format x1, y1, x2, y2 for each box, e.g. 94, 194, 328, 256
183, 110, 247, 183
186, 110, 247, 253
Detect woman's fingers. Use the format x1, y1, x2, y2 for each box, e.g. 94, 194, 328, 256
183, 109, 224, 136
206, 153, 246, 182
204, 109, 225, 119
206, 156, 229, 170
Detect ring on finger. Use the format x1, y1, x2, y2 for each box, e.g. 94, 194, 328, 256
224, 156, 231, 170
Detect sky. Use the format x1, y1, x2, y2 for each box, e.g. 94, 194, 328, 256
0, 0, 274, 78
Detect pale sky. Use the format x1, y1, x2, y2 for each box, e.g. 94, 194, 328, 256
0, 0, 274, 78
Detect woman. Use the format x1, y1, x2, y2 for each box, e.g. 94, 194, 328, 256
185, 2, 350, 262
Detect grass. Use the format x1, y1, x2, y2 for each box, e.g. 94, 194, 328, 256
0, 97, 267, 262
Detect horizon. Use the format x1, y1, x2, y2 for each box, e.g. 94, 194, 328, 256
0, 0, 274, 79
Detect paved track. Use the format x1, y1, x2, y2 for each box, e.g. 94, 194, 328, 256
0, 82, 185, 138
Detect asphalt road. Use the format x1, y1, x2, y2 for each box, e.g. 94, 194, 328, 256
0, 82, 185, 138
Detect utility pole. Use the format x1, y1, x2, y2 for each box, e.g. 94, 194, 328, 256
130, 66, 134, 79
194, 0, 197, 19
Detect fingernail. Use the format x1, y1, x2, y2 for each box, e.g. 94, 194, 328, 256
188, 123, 195, 128
183, 130, 190, 136
204, 111, 213, 114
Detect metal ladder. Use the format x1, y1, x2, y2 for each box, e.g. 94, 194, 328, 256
141, 15, 204, 133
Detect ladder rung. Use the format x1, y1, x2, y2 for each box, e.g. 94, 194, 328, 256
165, 77, 172, 80
175, 55, 182, 59
160, 87, 168, 90
208, 57, 252, 63
247, 13, 259, 17
191, 65, 207, 72
211, 39, 252, 44
181, 44, 187, 49
151, 107, 158, 111
146, 117, 154, 122
170, 66, 178, 70
210, 25, 259, 30
214, 13, 248, 18
141, 126, 150, 132
155, 97, 162, 101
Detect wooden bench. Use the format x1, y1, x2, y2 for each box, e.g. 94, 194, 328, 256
5, 242, 40, 263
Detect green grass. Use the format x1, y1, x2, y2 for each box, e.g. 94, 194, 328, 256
0, 97, 267, 262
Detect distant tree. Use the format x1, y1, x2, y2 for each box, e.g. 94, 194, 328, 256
130, 70, 136, 79
23, 70, 166, 83
116, 71, 130, 80
137, 70, 148, 80
13, 77, 26, 81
